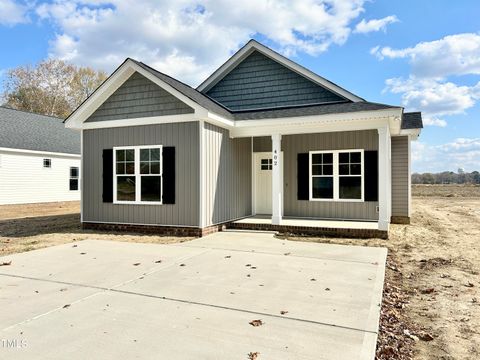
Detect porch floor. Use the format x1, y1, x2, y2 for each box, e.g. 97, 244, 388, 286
234, 215, 379, 229
228, 215, 386, 239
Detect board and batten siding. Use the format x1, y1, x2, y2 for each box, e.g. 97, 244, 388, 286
0, 150, 80, 205
205, 50, 346, 111
282, 130, 379, 220
203, 123, 252, 226
82, 122, 199, 226
391, 136, 410, 217
86, 72, 194, 123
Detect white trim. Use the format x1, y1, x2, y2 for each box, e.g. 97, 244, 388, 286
80, 114, 198, 130
197, 40, 363, 102
377, 126, 391, 231
113, 145, 163, 205
407, 137, 412, 218
0, 147, 80, 158
251, 137, 255, 216
308, 149, 364, 202
271, 135, 283, 224
199, 120, 205, 227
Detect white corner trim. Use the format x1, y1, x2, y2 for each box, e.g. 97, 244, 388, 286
199, 120, 205, 228
196, 40, 363, 102
80, 129, 84, 223
0, 147, 81, 158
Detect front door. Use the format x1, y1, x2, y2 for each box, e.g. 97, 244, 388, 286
254, 152, 272, 214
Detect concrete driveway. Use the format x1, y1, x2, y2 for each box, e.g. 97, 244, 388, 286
0, 231, 387, 360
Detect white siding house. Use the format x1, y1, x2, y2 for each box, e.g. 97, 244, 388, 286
0, 107, 81, 205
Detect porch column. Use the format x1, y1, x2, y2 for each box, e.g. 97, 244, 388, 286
271, 134, 282, 225
378, 126, 391, 231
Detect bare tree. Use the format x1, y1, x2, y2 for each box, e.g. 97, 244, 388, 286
2, 59, 107, 119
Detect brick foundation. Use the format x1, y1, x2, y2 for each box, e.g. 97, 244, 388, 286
390, 216, 410, 225
226, 222, 388, 239
82, 222, 225, 237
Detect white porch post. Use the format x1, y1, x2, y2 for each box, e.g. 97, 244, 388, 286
271, 134, 282, 225
378, 126, 391, 231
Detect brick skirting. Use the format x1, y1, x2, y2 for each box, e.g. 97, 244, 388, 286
226, 222, 388, 239
391, 216, 410, 224
82, 222, 225, 237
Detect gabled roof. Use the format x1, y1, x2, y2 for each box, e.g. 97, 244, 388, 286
0, 107, 80, 154
401, 112, 423, 129
197, 39, 364, 103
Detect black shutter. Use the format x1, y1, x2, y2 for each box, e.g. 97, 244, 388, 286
102, 149, 113, 203
162, 147, 175, 204
297, 153, 309, 200
364, 150, 378, 201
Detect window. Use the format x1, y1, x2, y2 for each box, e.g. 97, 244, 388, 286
70, 167, 79, 191
309, 150, 364, 201
43, 158, 51, 168
260, 158, 272, 170
113, 145, 162, 204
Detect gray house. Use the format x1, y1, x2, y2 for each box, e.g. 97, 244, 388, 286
66, 40, 422, 238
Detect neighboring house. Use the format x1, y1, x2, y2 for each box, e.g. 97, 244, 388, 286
66, 40, 422, 237
0, 107, 80, 205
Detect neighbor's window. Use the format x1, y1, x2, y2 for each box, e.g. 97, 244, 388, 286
70, 167, 79, 191
114, 146, 162, 204
43, 158, 51, 168
309, 150, 363, 201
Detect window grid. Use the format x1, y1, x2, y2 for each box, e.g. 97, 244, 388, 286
69, 167, 79, 191
260, 158, 273, 170
43, 158, 51, 168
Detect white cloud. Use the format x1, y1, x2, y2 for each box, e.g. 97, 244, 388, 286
412, 138, 480, 172
34, 0, 368, 85
422, 117, 447, 127
353, 15, 398, 34
385, 77, 480, 123
0, 0, 29, 26
371, 33, 480, 79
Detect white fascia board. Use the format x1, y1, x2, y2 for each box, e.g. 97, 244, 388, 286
66, 59, 209, 130
80, 114, 198, 130
398, 128, 421, 140
197, 40, 363, 102
0, 147, 81, 158
230, 109, 401, 137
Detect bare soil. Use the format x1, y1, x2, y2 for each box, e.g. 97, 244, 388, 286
0, 201, 192, 255
413, 184, 480, 198
282, 186, 480, 360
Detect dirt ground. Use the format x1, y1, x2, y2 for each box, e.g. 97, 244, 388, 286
1, 189, 479, 359
0, 201, 192, 255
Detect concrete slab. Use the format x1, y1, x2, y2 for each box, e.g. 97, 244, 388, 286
234, 216, 379, 230
0, 234, 386, 359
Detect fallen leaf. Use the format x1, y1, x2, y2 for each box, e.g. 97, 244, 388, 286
251, 267, 257, 270
247, 352, 259, 360
417, 332, 434, 341
60, 288, 68, 292
465, 282, 474, 288
80, 252, 86, 255
154, 260, 162, 263
72, 244, 78, 248
325, 288, 331, 291
0, 261, 12, 266
245, 264, 252, 267
249, 319, 263, 327
133, 263, 141, 266
421, 288, 435, 294
280, 310, 288, 315
310, 278, 316, 281
284, 252, 291, 256
63, 304, 71, 309
224, 256, 231, 259
179, 263, 186, 267
247, 274, 251, 277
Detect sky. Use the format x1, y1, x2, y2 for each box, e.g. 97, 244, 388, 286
0, 0, 479, 173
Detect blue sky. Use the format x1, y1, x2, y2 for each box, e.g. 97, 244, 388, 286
1, 0, 479, 173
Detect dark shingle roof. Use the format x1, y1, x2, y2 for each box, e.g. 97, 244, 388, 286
401, 112, 423, 129
232, 102, 399, 120
0, 107, 80, 154
131, 60, 233, 119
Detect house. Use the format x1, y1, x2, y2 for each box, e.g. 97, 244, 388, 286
65, 40, 422, 238
0, 107, 80, 205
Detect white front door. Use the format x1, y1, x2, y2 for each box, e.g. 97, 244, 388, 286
254, 152, 273, 214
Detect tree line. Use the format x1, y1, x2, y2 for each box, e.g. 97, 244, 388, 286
412, 171, 480, 185
1, 59, 107, 119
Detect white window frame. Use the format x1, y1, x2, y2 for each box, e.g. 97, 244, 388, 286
113, 145, 163, 205
69, 166, 79, 191
43, 158, 51, 168
309, 149, 364, 202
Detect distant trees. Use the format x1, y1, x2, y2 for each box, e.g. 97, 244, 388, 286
412, 171, 480, 184
2, 59, 107, 119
